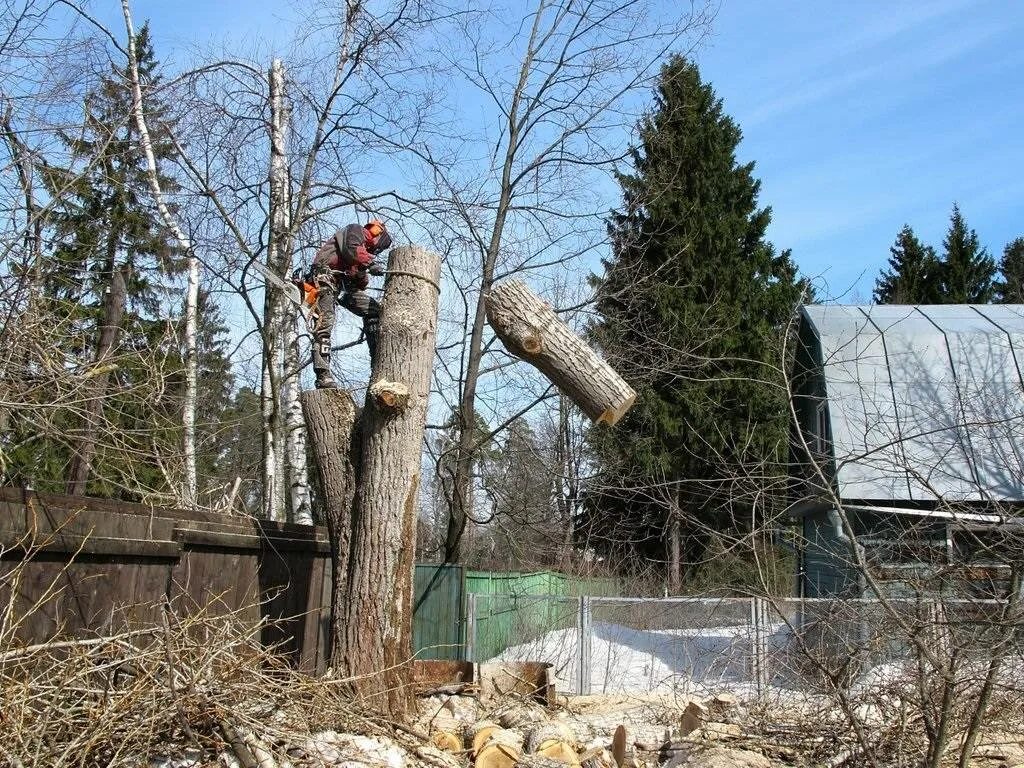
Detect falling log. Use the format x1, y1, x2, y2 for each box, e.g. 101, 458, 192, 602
339, 244, 442, 720
299, 387, 358, 664
485, 280, 636, 425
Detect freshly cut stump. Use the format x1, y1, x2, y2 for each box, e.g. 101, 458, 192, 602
476, 742, 522, 768
515, 756, 575, 768
525, 723, 576, 753
485, 280, 636, 425
469, 722, 502, 754
432, 730, 463, 753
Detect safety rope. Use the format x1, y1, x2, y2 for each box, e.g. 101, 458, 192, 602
385, 269, 441, 294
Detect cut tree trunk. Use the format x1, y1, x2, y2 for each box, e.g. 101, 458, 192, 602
341, 244, 441, 719
300, 387, 359, 663
485, 280, 636, 425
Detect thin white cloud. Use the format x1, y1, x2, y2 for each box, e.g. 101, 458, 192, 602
745, 20, 1003, 126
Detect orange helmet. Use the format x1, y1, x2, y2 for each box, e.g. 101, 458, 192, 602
364, 219, 392, 254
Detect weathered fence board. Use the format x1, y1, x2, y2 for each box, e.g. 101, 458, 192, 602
0, 487, 332, 673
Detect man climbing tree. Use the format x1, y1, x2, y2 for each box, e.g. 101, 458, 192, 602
308, 220, 392, 388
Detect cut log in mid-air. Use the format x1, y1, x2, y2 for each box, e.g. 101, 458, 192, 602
485, 280, 636, 425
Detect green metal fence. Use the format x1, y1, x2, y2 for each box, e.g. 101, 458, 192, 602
412, 564, 465, 660
412, 566, 621, 661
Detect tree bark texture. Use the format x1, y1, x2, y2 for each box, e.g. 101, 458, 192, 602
300, 387, 358, 664
285, 324, 312, 523
485, 280, 636, 425
261, 59, 290, 521
67, 265, 129, 495
266, 58, 312, 525
342, 245, 441, 718
182, 255, 199, 507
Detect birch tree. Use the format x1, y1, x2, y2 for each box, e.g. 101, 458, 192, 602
121, 0, 200, 508
162, 0, 447, 520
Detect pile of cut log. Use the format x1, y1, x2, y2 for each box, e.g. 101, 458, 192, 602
413, 689, 791, 768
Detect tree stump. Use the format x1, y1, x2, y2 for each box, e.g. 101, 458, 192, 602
299, 387, 358, 664
341, 245, 442, 719
485, 280, 636, 425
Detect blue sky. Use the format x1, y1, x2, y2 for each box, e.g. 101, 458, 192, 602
693, 0, 1024, 301
129, 0, 1024, 304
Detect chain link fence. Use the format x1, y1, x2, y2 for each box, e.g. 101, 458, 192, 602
467, 593, 1023, 695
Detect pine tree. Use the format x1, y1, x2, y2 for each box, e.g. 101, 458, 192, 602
873, 225, 940, 304
584, 56, 807, 586
940, 204, 995, 303
27, 24, 188, 498
995, 237, 1024, 304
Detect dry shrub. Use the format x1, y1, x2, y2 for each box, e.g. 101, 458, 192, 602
0, 537, 372, 767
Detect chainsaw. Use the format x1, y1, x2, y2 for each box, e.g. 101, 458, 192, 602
251, 260, 319, 330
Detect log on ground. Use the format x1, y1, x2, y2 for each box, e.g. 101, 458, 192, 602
484, 280, 635, 425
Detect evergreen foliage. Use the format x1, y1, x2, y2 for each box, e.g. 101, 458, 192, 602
582, 56, 807, 584
940, 204, 995, 303
995, 237, 1024, 304
5, 26, 234, 502
873, 225, 940, 303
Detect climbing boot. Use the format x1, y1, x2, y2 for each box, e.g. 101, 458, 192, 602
314, 369, 338, 389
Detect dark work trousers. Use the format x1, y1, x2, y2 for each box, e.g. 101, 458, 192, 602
310, 274, 382, 375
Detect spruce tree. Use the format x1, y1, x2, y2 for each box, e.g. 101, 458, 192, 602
22, 24, 188, 497
940, 204, 995, 303
873, 225, 940, 304
584, 56, 807, 585
995, 238, 1024, 303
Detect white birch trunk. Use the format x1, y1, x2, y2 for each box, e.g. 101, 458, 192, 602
268, 58, 312, 524
261, 59, 290, 521
285, 319, 312, 523
183, 255, 200, 506
121, 0, 198, 507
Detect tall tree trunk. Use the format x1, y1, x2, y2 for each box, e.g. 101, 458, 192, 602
444, 9, 545, 562
182, 255, 199, 506
121, 0, 201, 507
342, 245, 441, 718
264, 58, 312, 524
67, 265, 128, 495
285, 322, 312, 523
300, 388, 359, 661
261, 58, 290, 521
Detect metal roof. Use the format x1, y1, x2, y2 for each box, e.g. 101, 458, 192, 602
800, 304, 1024, 502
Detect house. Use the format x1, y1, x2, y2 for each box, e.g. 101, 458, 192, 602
790, 304, 1024, 599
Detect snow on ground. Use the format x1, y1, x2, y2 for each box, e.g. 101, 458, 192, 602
491, 621, 788, 695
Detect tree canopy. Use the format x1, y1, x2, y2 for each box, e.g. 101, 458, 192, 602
583, 55, 807, 587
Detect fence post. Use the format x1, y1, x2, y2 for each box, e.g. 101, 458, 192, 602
577, 596, 592, 695
466, 592, 477, 662
757, 598, 769, 696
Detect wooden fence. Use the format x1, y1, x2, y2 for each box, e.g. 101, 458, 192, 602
0, 488, 332, 673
